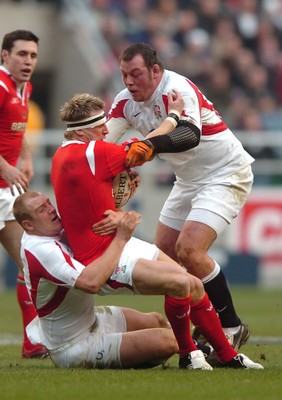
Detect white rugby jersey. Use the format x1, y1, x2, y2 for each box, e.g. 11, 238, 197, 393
21, 231, 96, 350
107, 70, 254, 183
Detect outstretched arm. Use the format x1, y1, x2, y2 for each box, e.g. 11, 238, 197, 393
125, 121, 201, 167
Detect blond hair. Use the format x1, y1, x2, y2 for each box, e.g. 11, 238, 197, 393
60, 93, 105, 122
60, 93, 105, 139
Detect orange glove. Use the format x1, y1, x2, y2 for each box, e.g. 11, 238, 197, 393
125, 140, 155, 167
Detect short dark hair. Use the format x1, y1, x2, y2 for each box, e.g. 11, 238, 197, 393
1, 29, 39, 53
120, 42, 164, 72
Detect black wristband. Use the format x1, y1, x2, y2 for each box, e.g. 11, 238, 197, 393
168, 112, 180, 124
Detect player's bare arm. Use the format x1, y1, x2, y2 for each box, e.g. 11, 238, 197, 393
77, 211, 141, 293
19, 137, 34, 183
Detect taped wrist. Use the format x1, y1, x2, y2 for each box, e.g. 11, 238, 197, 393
165, 112, 180, 128
147, 121, 200, 154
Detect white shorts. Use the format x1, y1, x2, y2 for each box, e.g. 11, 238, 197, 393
159, 165, 254, 236
98, 237, 159, 295
49, 306, 127, 369
0, 188, 17, 230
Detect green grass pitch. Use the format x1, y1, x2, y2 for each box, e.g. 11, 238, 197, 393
0, 287, 281, 400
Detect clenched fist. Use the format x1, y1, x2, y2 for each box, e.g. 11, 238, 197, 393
125, 140, 155, 167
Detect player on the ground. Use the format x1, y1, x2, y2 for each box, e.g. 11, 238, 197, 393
0, 29, 47, 358
106, 42, 254, 349
13, 191, 179, 369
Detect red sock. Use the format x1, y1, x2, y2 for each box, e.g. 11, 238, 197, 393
16, 275, 38, 350
164, 295, 197, 357
190, 293, 237, 363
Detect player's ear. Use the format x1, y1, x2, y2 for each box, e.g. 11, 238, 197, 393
75, 129, 85, 139
1, 49, 8, 63
153, 64, 161, 76
22, 219, 34, 231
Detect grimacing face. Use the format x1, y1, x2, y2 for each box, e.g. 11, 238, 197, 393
23, 194, 63, 237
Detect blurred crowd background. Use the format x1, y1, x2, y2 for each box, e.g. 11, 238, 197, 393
9, 0, 282, 134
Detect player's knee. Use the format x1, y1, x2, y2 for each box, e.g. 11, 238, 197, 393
175, 240, 194, 263
145, 311, 168, 328
189, 275, 205, 302
175, 241, 204, 272
162, 331, 179, 355
170, 272, 190, 298
149, 311, 169, 328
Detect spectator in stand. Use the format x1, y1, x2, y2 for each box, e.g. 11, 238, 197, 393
233, 0, 261, 49
257, 93, 282, 132
119, 0, 151, 43
197, 0, 224, 33
203, 62, 233, 117
244, 65, 270, 99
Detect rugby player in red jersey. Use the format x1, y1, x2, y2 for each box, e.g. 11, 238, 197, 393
0, 30, 47, 358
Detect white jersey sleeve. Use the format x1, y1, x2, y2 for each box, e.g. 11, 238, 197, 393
21, 232, 95, 350
21, 232, 83, 290
106, 89, 132, 143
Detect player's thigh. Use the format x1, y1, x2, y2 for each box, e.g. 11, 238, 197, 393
81, 306, 126, 369
154, 221, 180, 259
51, 306, 126, 369
177, 219, 217, 254
86, 306, 127, 369
158, 167, 253, 238
121, 307, 169, 331
120, 329, 178, 368
188, 173, 253, 229
98, 237, 159, 295
132, 257, 189, 297
51, 331, 123, 369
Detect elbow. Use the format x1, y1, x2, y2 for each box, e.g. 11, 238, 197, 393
194, 132, 200, 147
189, 124, 201, 148
184, 125, 200, 150
85, 279, 104, 294
75, 274, 104, 294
